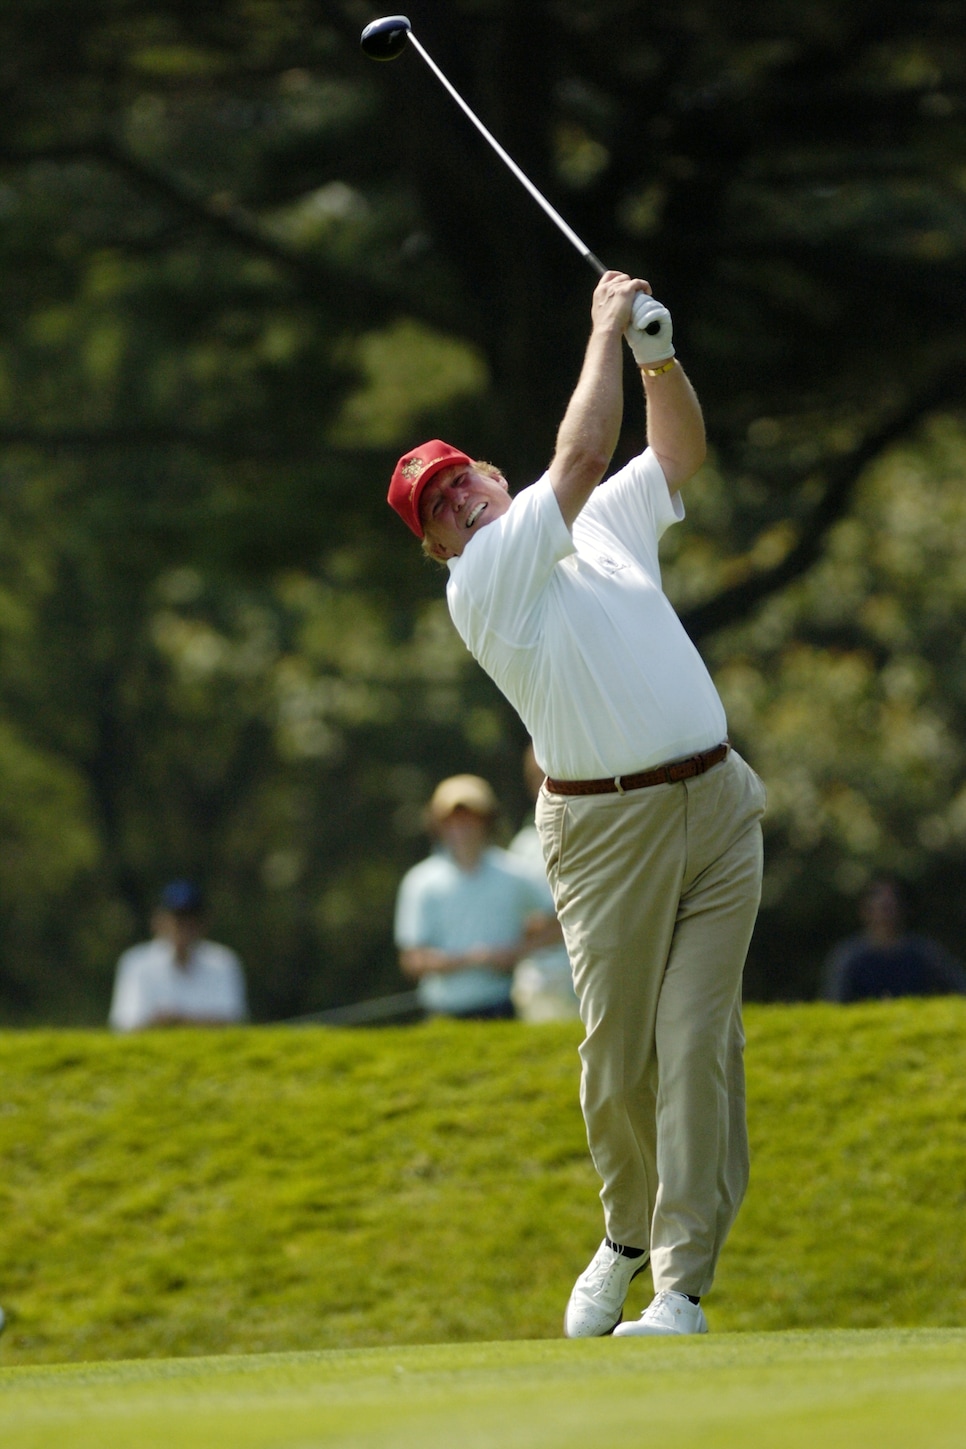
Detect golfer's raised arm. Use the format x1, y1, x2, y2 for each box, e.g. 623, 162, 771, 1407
547, 271, 637, 530
641, 358, 706, 495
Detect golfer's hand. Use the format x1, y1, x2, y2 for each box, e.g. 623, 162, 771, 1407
591, 270, 646, 332
625, 292, 674, 366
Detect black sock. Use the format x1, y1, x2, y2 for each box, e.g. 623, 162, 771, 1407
604, 1238, 646, 1259
684, 1294, 700, 1305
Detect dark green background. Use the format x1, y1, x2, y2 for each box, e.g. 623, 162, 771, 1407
1, 0, 965, 1021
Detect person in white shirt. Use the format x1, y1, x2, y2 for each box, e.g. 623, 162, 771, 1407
508, 743, 579, 1023
109, 880, 248, 1031
386, 271, 766, 1338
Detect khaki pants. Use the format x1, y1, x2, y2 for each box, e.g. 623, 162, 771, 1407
536, 750, 765, 1298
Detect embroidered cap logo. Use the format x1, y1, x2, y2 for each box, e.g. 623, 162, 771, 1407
400, 456, 427, 503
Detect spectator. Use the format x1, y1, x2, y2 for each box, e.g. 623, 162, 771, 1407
509, 744, 579, 1022
109, 880, 248, 1031
821, 876, 966, 1003
395, 774, 557, 1020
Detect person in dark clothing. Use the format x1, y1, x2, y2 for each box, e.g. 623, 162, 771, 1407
821, 877, 966, 1003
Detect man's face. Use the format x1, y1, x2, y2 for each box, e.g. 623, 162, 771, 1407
153, 909, 203, 961
434, 805, 491, 868
419, 464, 511, 559
861, 882, 903, 936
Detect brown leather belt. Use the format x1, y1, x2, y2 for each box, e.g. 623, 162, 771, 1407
545, 741, 730, 797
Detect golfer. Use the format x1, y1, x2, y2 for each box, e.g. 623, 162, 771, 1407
386, 271, 765, 1337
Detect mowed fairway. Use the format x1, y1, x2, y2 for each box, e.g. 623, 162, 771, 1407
1, 1331, 964, 1448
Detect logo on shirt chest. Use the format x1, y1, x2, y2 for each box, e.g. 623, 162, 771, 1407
595, 553, 629, 576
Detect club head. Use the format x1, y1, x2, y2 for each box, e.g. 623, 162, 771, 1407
361, 15, 412, 61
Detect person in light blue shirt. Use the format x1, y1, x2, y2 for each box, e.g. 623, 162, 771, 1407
395, 773, 558, 1019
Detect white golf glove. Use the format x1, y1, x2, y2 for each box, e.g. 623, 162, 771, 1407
625, 291, 674, 367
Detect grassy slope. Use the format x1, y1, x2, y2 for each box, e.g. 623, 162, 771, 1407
0, 999, 964, 1366
1, 1333, 965, 1449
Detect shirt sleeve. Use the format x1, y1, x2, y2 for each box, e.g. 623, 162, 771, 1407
820, 944, 851, 1002
394, 864, 436, 950
446, 475, 575, 657
108, 950, 149, 1032
583, 447, 684, 565
919, 939, 966, 995
223, 951, 249, 1020
515, 853, 555, 914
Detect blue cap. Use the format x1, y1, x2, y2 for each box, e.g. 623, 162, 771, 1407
159, 879, 204, 914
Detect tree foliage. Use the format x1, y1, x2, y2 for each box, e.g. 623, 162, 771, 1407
1, 0, 965, 1018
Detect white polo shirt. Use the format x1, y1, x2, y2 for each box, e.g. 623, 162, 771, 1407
109, 938, 248, 1032
446, 448, 726, 780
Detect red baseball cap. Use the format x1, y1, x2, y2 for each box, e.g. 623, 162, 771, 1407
387, 439, 473, 538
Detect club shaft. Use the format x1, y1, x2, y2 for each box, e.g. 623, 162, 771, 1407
407, 33, 606, 277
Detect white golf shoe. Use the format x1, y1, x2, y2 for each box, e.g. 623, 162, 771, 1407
613, 1288, 708, 1336
564, 1240, 648, 1338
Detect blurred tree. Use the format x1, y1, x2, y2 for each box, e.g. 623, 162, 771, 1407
665, 415, 966, 995
0, 0, 965, 1017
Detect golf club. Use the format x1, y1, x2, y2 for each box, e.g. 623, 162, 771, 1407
362, 15, 621, 286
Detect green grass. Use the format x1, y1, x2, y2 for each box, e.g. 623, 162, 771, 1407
1, 1332, 964, 1448
0, 1000, 964, 1366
